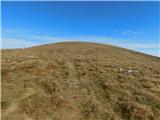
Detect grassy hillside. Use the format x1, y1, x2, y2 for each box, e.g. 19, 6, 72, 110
1, 42, 160, 120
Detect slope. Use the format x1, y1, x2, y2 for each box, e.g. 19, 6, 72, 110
1, 42, 160, 120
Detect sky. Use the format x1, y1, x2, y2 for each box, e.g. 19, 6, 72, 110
1, 1, 160, 57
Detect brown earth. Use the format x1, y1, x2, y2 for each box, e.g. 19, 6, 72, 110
1, 42, 160, 120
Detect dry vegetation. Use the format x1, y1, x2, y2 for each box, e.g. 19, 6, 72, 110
1, 42, 160, 120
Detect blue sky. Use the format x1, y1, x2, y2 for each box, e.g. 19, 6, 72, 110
1, 1, 160, 56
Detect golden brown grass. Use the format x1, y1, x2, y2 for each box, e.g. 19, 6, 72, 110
1, 42, 160, 120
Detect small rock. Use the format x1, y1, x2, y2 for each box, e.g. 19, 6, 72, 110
104, 82, 108, 87
119, 67, 124, 72
26, 56, 35, 59
127, 70, 133, 73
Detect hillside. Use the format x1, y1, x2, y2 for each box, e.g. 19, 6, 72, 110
1, 42, 160, 120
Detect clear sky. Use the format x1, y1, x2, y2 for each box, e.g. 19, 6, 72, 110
1, 1, 160, 57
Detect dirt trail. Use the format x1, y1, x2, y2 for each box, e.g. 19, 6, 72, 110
66, 61, 79, 89
66, 61, 77, 79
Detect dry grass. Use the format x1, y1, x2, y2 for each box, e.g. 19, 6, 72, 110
1, 42, 160, 120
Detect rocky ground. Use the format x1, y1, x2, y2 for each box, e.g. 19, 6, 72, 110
1, 42, 160, 120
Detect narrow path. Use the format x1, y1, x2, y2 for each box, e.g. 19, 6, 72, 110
65, 61, 79, 89
66, 61, 77, 80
